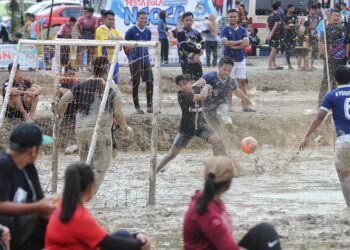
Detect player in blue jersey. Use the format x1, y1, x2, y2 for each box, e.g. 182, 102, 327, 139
220, 9, 255, 112
193, 57, 252, 132
300, 65, 350, 207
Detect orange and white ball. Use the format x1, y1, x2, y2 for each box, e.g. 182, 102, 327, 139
241, 137, 258, 154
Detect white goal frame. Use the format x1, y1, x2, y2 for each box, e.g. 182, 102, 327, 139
0, 39, 161, 206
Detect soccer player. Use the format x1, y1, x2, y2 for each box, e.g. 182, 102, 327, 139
57, 57, 132, 190
193, 57, 252, 132
0, 123, 55, 250
125, 11, 154, 114
96, 10, 122, 84
156, 75, 227, 173
3, 63, 42, 122
300, 65, 350, 208
176, 11, 205, 81
221, 9, 254, 112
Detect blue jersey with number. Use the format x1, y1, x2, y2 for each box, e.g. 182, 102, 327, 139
202, 72, 237, 110
321, 85, 350, 136
220, 25, 248, 62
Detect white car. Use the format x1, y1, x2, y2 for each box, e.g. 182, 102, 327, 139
25, 0, 81, 14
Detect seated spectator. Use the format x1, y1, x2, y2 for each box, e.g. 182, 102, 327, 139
0, 123, 55, 250
3, 63, 42, 122
10, 33, 23, 44
45, 163, 151, 250
183, 156, 281, 250
249, 28, 260, 56
58, 67, 78, 119
0, 225, 10, 250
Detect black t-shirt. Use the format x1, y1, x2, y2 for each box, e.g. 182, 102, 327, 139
0, 152, 44, 205
178, 87, 207, 134
284, 14, 298, 39
267, 13, 282, 39
59, 79, 78, 118
176, 28, 204, 64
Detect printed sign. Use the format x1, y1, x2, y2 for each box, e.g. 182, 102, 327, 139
0, 44, 38, 70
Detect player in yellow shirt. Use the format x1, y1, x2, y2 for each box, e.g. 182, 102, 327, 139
96, 10, 122, 83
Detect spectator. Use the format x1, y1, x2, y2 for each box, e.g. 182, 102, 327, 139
316, 2, 324, 20
318, 8, 349, 105
0, 123, 55, 250
57, 57, 132, 190
304, 5, 321, 69
2, 63, 42, 122
57, 16, 77, 67
125, 11, 154, 114
158, 10, 169, 64
176, 11, 205, 81
226, 0, 233, 13
284, 4, 299, 69
234, 0, 245, 24
76, 7, 97, 70
0, 22, 9, 44
29, 14, 39, 40
203, 13, 219, 67
23, 13, 32, 39
45, 163, 151, 250
249, 28, 260, 56
10, 33, 22, 44
0, 225, 10, 250
96, 9, 105, 28
183, 156, 281, 250
58, 67, 78, 119
267, 3, 283, 70
340, 2, 349, 26
213, 0, 223, 15
96, 10, 122, 84
295, 24, 311, 71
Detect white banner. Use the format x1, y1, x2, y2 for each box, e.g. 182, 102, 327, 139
0, 44, 38, 70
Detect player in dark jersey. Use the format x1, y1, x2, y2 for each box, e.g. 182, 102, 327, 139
284, 5, 299, 69
300, 65, 350, 208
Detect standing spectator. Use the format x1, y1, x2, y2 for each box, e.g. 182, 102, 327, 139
183, 156, 281, 250
304, 5, 321, 69
76, 7, 97, 70
234, 0, 245, 24
23, 13, 32, 39
176, 11, 205, 81
267, 3, 283, 70
96, 10, 122, 84
214, 0, 223, 15
0, 225, 10, 250
340, 2, 349, 26
221, 9, 253, 112
3, 63, 42, 122
249, 28, 260, 56
57, 57, 132, 190
295, 24, 311, 71
226, 0, 233, 13
95, 9, 105, 28
29, 14, 39, 40
45, 163, 151, 250
125, 11, 154, 114
158, 10, 169, 64
284, 4, 299, 69
204, 13, 219, 67
316, 3, 324, 20
318, 8, 349, 105
57, 17, 77, 67
0, 123, 55, 250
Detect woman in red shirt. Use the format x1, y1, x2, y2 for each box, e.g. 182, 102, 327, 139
183, 156, 281, 250
45, 163, 151, 250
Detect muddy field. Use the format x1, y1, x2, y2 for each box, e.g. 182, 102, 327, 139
1, 56, 349, 249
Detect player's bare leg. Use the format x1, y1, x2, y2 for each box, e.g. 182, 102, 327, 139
268, 47, 277, 69
207, 133, 227, 156
238, 79, 255, 112
156, 146, 182, 173
9, 95, 32, 122
337, 170, 350, 208
24, 95, 39, 120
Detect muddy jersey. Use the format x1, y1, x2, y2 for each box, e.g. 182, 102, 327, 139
71, 79, 115, 133
320, 24, 348, 60
284, 14, 298, 41
267, 13, 282, 39
321, 85, 350, 137
177, 28, 204, 64
202, 72, 237, 110
304, 14, 321, 39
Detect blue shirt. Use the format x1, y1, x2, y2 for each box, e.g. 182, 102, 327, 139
29, 21, 38, 40
125, 25, 152, 63
220, 25, 248, 62
321, 85, 350, 136
202, 71, 237, 110
158, 20, 167, 40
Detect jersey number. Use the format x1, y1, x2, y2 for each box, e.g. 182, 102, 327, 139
345, 98, 350, 120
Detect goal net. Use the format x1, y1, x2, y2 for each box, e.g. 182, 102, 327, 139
0, 39, 161, 207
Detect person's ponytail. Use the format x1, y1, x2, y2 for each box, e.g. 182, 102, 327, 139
196, 173, 216, 215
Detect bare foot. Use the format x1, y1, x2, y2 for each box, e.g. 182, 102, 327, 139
23, 113, 34, 122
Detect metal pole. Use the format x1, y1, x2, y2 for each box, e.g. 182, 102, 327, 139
51, 44, 61, 193
0, 42, 22, 129
148, 43, 161, 206
46, 0, 55, 40
86, 44, 120, 165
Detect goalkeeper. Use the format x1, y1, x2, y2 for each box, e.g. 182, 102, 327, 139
57, 57, 132, 190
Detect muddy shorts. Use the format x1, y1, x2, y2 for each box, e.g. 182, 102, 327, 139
335, 134, 350, 171
269, 37, 280, 48
173, 126, 214, 148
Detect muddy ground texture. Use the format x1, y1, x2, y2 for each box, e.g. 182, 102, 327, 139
1, 57, 349, 249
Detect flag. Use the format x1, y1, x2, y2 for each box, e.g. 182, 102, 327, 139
316, 19, 324, 36
33, 20, 40, 35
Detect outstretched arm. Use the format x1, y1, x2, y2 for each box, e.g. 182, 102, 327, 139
57, 91, 74, 118
299, 109, 328, 150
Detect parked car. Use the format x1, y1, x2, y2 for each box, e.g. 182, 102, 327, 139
35, 5, 81, 27
26, 0, 80, 15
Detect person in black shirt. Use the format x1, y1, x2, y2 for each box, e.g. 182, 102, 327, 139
284, 5, 299, 69
58, 67, 79, 119
156, 75, 227, 173
267, 3, 283, 70
176, 12, 205, 81
0, 123, 55, 250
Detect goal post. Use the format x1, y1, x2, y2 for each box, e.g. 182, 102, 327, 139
0, 38, 161, 206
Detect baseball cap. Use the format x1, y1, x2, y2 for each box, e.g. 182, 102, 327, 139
9, 123, 53, 150
204, 156, 236, 183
